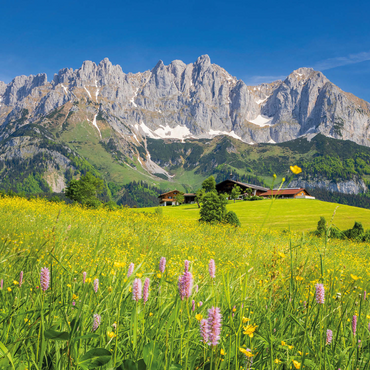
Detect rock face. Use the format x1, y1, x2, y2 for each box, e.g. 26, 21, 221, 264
0, 55, 369, 147
289, 177, 368, 194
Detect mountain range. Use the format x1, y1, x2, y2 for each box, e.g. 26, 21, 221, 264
0, 55, 370, 204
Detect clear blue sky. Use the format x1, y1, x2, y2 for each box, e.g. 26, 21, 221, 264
1, 0, 370, 101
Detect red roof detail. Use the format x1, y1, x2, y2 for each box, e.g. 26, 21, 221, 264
261, 188, 309, 196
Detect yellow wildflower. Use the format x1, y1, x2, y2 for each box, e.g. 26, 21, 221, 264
274, 359, 281, 364
242, 317, 250, 323
292, 360, 301, 369
220, 349, 226, 355
195, 314, 203, 321
290, 165, 302, 174
351, 274, 360, 280
243, 324, 257, 338
157, 273, 162, 278
108, 286, 112, 293
7, 287, 11, 292
278, 252, 286, 258
239, 348, 253, 357
136, 273, 143, 278
107, 331, 116, 338
13, 280, 19, 285
85, 278, 92, 283
72, 294, 78, 300
281, 341, 286, 346
288, 345, 294, 350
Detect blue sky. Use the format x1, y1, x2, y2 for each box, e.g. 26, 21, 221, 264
1, 0, 370, 101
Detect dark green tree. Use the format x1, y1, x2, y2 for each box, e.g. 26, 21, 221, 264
202, 176, 216, 193
65, 172, 104, 207
199, 192, 227, 223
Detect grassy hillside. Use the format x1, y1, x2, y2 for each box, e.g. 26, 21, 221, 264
135, 199, 370, 231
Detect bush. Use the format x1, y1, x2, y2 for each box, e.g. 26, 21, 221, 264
224, 211, 241, 227
343, 221, 364, 240
154, 207, 163, 216
315, 217, 327, 237
199, 191, 227, 223
328, 226, 343, 239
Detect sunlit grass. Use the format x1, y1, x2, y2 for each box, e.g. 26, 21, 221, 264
135, 198, 370, 231
0, 196, 370, 369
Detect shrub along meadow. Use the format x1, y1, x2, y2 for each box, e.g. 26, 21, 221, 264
0, 196, 370, 369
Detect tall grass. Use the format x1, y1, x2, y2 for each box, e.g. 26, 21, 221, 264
0, 196, 369, 369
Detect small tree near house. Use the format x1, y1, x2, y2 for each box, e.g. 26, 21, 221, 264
230, 185, 241, 203
195, 188, 205, 208
175, 193, 185, 205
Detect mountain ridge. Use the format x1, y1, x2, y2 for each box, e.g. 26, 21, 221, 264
0, 55, 370, 202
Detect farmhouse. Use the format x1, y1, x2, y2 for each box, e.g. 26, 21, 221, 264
260, 188, 315, 199
158, 190, 196, 206
216, 179, 269, 196
158, 190, 181, 206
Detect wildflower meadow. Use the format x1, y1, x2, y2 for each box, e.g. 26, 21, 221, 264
0, 196, 370, 369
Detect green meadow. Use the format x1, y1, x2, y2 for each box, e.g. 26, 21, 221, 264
135, 199, 370, 231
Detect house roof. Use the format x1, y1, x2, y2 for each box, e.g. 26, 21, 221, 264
158, 190, 183, 198
216, 179, 269, 192
261, 188, 311, 196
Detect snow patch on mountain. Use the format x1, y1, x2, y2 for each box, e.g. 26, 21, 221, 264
84, 86, 92, 99
87, 114, 102, 138
209, 129, 244, 142
249, 115, 273, 127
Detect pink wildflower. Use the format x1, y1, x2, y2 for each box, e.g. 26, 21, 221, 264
178, 271, 193, 300
40, 267, 50, 292
132, 278, 142, 302
315, 283, 325, 304
92, 314, 101, 332
93, 278, 99, 293
19, 271, 24, 287
207, 306, 222, 346
127, 263, 134, 277
83, 271, 87, 284
209, 259, 216, 279
192, 300, 195, 311
200, 319, 209, 344
0, 279, 3, 289
184, 260, 190, 273
326, 329, 333, 344
143, 278, 150, 304
159, 257, 166, 273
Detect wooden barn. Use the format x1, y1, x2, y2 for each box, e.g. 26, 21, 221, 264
260, 188, 315, 199
216, 179, 269, 196
184, 193, 196, 204
158, 191, 197, 206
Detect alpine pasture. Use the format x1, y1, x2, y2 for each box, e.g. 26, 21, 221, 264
0, 196, 370, 369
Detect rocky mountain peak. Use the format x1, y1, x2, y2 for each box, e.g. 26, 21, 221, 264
0, 55, 369, 149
